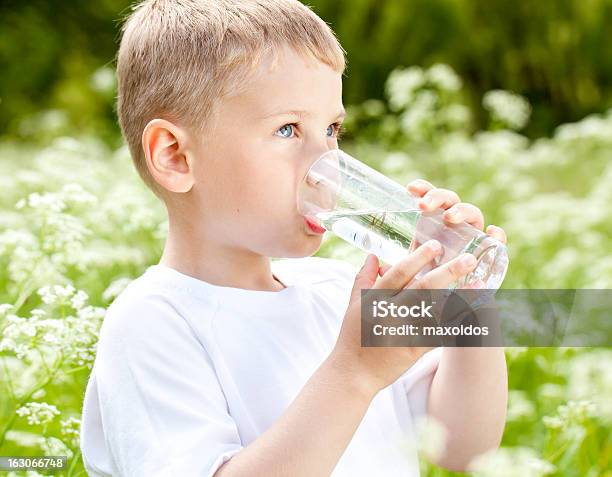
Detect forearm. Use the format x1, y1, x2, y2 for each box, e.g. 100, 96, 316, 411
426, 347, 508, 471
214, 353, 378, 477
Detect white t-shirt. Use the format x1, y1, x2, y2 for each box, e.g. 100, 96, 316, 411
80, 256, 442, 477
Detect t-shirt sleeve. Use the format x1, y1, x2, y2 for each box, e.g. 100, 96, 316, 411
398, 347, 443, 422
93, 293, 242, 477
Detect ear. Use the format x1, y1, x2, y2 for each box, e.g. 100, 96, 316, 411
142, 119, 195, 193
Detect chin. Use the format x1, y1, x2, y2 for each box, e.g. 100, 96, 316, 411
277, 233, 323, 258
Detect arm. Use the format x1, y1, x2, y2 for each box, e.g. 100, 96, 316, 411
214, 353, 378, 477
402, 179, 509, 471
426, 348, 508, 471
217, 245, 477, 476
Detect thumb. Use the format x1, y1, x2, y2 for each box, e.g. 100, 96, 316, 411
350, 254, 379, 302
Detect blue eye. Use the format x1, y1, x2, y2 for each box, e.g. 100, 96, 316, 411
275, 124, 295, 138
275, 122, 345, 140
327, 123, 346, 139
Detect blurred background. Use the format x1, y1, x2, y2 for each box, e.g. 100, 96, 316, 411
0, 1, 610, 476
2, 0, 612, 141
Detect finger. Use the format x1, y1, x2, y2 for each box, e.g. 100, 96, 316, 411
442, 203, 485, 230
486, 225, 507, 244
374, 240, 443, 290
406, 179, 435, 197
413, 253, 478, 289
419, 188, 461, 211
458, 278, 485, 289
350, 254, 380, 302
378, 262, 392, 277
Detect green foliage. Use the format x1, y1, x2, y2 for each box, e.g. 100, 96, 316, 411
2, 0, 612, 140
309, 0, 612, 137
0, 138, 165, 475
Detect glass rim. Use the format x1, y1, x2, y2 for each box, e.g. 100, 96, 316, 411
298, 148, 348, 216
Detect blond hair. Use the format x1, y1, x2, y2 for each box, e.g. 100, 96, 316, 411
116, 0, 347, 197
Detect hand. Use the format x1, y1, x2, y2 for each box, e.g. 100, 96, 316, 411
375, 179, 508, 278
331, 238, 481, 394
406, 178, 507, 242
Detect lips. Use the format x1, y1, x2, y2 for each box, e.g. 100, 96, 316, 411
304, 216, 326, 234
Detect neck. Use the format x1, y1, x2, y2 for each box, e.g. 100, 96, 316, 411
158, 212, 286, 292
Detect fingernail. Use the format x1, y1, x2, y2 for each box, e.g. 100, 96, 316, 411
445, 209, 457, 217
422, 196, 432, 203
460, 254, 477, 267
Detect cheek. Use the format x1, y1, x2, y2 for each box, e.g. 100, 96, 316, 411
195, 141, 302, 220
209, 168, 298, 226
249, 175, 298, 217
238, 155, 301, 213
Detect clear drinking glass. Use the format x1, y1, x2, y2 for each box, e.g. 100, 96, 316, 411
297, 149, 509, 289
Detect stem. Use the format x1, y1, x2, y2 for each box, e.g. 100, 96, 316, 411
0, 352, 65, 448
37, 347, 51, 375
12, 255, 46, 314
66, 448, 82, 477
13, 214, 48, 314
64, 365, 88, 375
1, 356, 16, 401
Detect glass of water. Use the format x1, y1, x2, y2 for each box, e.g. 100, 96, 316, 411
297, 149, 509, 289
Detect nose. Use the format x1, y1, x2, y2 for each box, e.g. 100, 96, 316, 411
301, 143, 339, 181
297, 147, 343, 217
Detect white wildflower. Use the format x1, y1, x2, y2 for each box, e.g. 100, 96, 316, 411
60, 416, 81, 448
37, 285, 57, 305
507, 390, 536, 421
542, 415, 563, 430
41, 436, 73, 458
414, 415, 449, 462
380, 152, 412, 175
483, 89, 532, 130
4, 429, 46, 448
0, 303, 13, 317
102, 277, 133, 302
23, 191, 66, 213
0, 337, 17, 353
30, 309, 46, 319
31, 389, 46, 400
91, 66, 116, 94
469, 446, 555, 477
53, 284, 76, 301
427, 63, 462, 91
386, 66, 426, 111
61, 183, 98, 207
442, 104, 471, 126
70, 290, 89, 310
14, 343, 32, 360
16, 402, 60, 426
399, 90, 437, 139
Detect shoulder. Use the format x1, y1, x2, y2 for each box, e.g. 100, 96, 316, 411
98, 270, 215, 352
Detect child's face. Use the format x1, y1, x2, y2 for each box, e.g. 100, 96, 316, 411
190, 45, 345, 258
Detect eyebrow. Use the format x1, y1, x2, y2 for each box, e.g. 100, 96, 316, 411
261, 109, 346, 121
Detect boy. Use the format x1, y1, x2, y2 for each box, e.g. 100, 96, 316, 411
80, 0, 508, 476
